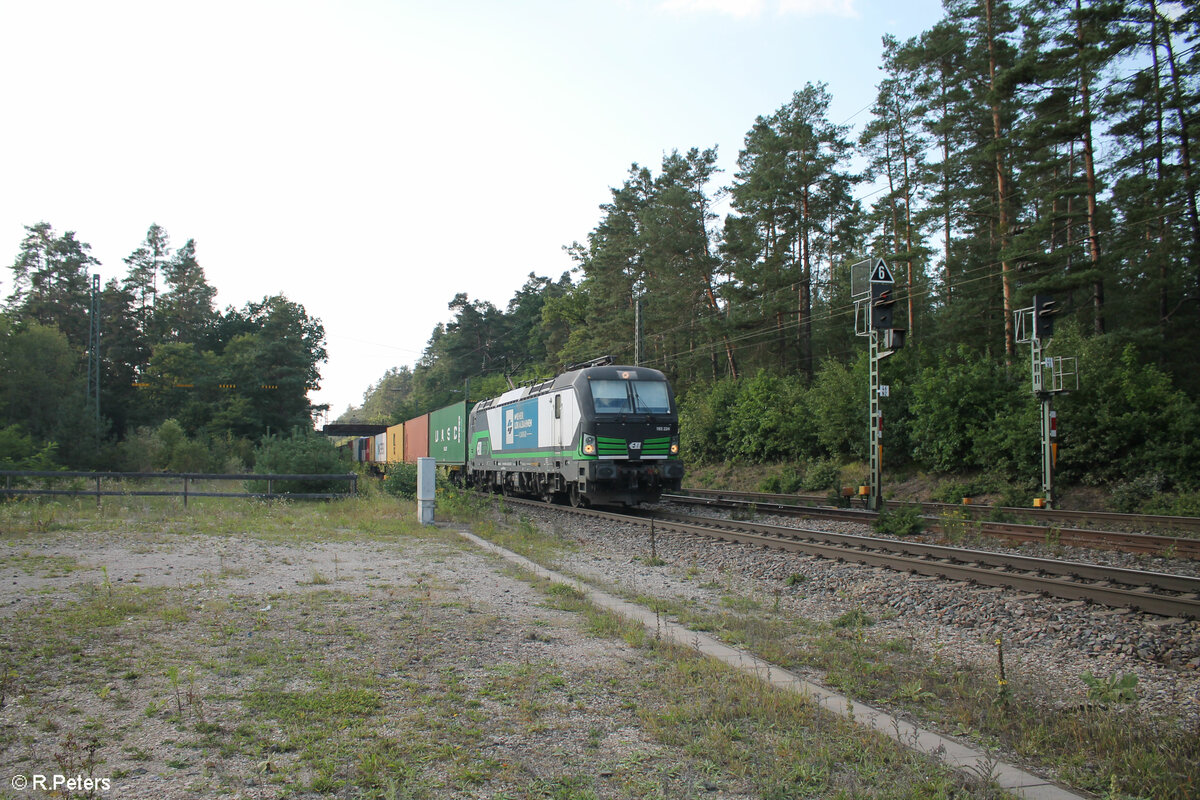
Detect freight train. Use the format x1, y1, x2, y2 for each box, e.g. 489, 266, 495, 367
333, 358, 684, 507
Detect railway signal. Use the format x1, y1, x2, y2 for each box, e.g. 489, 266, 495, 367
1033, 294, 1057, 340
871, 282, 896, 331
851, 257, 905, 511
1015, 295, 1078, 509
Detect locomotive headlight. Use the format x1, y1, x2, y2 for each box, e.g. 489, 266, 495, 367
583, 434, 596, 455
670, 436, 679, 455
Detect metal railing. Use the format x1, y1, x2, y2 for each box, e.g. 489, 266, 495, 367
1, 470, 359, 507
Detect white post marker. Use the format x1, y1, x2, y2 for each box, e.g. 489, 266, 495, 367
417, 457, 436, 525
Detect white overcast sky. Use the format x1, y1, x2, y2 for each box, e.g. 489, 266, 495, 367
1, 0, 946, 420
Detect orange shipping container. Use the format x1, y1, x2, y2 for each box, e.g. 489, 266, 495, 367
403, 414, 429, 462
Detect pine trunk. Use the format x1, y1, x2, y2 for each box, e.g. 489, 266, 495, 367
986, 0, 1015, 359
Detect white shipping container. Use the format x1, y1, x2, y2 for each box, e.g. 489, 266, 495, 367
375, 433, 387, 463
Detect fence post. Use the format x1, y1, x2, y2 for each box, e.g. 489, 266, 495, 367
351, 473, 357, 497
96, 475, 101, 509
183, 476, 189, 508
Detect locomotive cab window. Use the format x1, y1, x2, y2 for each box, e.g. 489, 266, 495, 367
591, 380, 671, 414
554, 394, 562, 419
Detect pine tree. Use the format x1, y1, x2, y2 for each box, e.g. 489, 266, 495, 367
157, 238, 217, 344
5, 222, 98, 350
1013, 0, 1128, 336
860, 35, 933, 337
638, 147, 732, 381
726, 83, 858, 377
122, 223, 171, 337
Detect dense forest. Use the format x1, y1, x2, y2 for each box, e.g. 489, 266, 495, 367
0, 222, 327, 472
344, 0, 1200, 506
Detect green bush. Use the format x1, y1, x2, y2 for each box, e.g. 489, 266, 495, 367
873, 505, 924, 537
930, 476, 1001, 504
678, 378, 740, 463
806, 357, 866, 460
382, 463, 419, 498
0, 424, 58, 471
996, 483, 1034, 509
248, 430, 346, 495
679, 372, 815, 464
1109, 473, 1166, 513
725, 371, 813, 462
1052, 323, 1200, 489
1141, 489, 1200, 517
758, 474, 782, 493
780, 467, 806, 494
907, 346, 1035, 480
802, 459, 840, 491
759, 468, 804, 494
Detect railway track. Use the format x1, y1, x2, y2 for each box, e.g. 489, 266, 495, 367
675, 487, 1200, 534
494, 496, 1200, 619
664, 491, 1200, 560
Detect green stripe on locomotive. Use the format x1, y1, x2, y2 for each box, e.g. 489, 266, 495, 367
469, 430, 599, 461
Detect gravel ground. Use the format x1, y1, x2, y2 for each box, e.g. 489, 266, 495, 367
511, 500, 1200, 729
2, 501, 1196, 798
0, 528, 752, 799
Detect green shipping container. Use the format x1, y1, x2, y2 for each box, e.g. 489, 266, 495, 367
429, 401, 467, 465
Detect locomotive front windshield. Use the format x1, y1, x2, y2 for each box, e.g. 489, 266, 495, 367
591, 379, 671, 414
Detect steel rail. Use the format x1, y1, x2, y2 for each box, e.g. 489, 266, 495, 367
493, 496, 1200, 619
655, 516, 1200, 619
651, 510, 1200, 595
663, 493, 1200, 560
673, 487, 1200, 534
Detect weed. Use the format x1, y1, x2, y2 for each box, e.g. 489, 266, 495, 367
994, 636, 1010, 707
939, 508, 972, 544
167, 666, 183, 716
0, 660, 14, 709
1081, 671, 1139, 705
52, 730, 103, 799
1044, 526, 1062, 548
730, 503, 758, 521
719, 594, 762, 613
894, 681, 936, 703
832, 608, 873, 628
873, 505, 924, 537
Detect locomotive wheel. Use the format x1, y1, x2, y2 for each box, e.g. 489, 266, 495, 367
569, 484, 585, 508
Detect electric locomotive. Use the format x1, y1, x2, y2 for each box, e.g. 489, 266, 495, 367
465, 357, 684, 506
